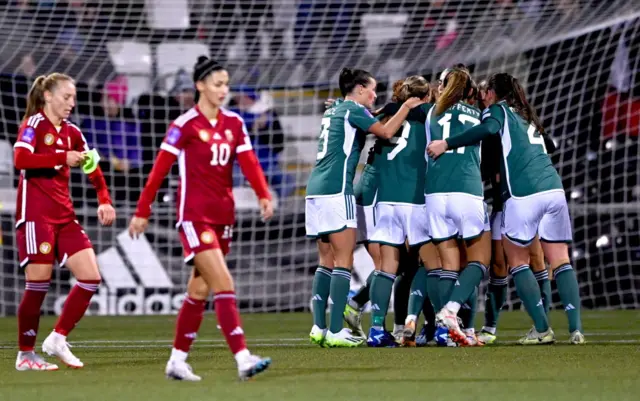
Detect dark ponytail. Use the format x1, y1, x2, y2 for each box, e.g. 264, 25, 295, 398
339, 67, 374, 97
192, 55, 226, 103
488, 73, 545, 134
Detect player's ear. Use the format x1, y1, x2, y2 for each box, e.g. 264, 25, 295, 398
195, 80, 205, 93
43, 89, 53, 104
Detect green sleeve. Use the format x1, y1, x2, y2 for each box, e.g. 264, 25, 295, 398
348, 106, 378, 132
445, 117, 501, 149
481, 104, 506, 126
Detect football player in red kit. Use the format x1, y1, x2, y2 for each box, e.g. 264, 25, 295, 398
13, 73, 116, 371
129, 56, 274, 382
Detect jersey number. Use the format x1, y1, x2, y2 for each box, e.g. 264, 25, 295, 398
317, 117, 330, 160
387, 122, 411, 160
527, 124, 547, 153
210, 143, 231, 166
437, 113, 480, 154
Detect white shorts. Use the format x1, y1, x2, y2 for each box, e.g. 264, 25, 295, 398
502, 190, 572, 247
370, 203, 431, 247
490, 211, 503, 241
306, 194, 357, 238
356, 205, 376, 244
425, 193, 487, 242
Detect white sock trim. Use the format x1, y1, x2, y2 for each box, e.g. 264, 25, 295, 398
234, 348, 250, 365
170, 348, 188, 362
445, 301, 461, 314
481, 326, 497, 335
405, 314, 417, 324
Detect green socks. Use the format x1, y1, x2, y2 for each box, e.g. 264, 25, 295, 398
350, 271, 374, 309
311, 266, 332, 329
553, 264, 583, 333
534, 270, 551, 315
448, 262, 488, 306
407, 267, 428, 319
483, 275, 508, 332
438, 270, 459, 310
511, 264, 549, 333
458, 287, 478, 330
329, 267, 352, 333
370, 271, 396, 328
426, 269, 442, 311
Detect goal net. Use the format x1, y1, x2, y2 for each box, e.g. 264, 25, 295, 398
0, 0, 639, 316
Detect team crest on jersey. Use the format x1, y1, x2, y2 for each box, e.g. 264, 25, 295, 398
39, 242, 52, 254
224, 129, 233, 142
22, 127, 35, 143
199, 130, 211, 142
200, 231, 214, 244
44, 134, 55, 146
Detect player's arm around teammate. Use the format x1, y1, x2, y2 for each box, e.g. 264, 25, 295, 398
422, 69, 491, 346
129, 56, 272, 381
306, 68, 424, 348
13, 73, 115, 371
429, 73, 584, 345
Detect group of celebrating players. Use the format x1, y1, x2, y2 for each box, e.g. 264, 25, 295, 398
12, 56, 273, 381
9, 51, 586, 381
305, 64, 586, 348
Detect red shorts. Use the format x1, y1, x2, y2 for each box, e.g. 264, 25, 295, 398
178, 221, 233, 264
16, 220, 93, 267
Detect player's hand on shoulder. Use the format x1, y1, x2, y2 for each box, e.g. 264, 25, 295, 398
97, 204, 116, 226
66, 151, 86, 167
427, 140, 448, 159
128, 216, 149, 239
402, 97, 425, 109
259, 198, 274, 223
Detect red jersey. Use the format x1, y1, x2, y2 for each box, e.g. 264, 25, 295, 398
13, 112, 111, 227
135, 106, 270, 226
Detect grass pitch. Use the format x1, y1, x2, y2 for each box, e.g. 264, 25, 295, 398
0, 310, 639, 401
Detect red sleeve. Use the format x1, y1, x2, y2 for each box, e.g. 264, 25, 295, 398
134, 150, 177, 218
14, 147, 67, 169
87, 166, 112, 205
237, 150, 271, 200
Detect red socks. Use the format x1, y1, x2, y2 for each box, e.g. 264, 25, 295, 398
18, 280, 50, 352
173, 296, 206, 353
54, 280, 100, 336
214, 291, 247, 355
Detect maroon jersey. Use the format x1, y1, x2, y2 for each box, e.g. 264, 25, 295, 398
157, 106, 255, 226
13, 113, 89, 227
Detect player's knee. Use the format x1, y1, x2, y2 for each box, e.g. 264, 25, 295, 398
187, 278, 210, 300
25, 263, 54, 281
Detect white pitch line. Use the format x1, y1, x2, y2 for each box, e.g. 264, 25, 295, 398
0, 339, 638, 350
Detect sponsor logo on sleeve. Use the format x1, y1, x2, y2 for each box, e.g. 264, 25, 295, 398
22, 127, 35, 143
166, 127, 181, 145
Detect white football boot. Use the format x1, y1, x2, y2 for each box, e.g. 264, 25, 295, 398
42, 331, 83, 368
237, 350, 272, 381
165, 359, 202, 381
15, 351, 59, 371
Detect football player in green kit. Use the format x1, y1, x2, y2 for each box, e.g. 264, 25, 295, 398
417, 68, 492, 347
476, 79, 554, 345
428, 72, 585, 345
362, 76, 434, 347
306, 68, 424, 348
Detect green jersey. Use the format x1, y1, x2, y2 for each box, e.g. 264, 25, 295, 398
375, 105, 430, 205
306, 100, 377, 197
425, 102, 483, 197
484, 101, 563, 199
354, 163, 378, 207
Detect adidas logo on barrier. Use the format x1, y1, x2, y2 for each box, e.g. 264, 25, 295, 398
53, 231, 182, 316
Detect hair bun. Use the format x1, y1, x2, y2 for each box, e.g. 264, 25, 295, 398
340, 67, 353, 79
196, 55, 209, 65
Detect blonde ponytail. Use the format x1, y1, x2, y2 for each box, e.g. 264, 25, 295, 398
22, 73, 74, 123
